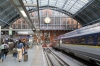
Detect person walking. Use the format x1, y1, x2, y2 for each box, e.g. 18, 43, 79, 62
0, 43, 4, 62
3, 42, 9, 59
0, 42, 9, 62
13, 45, 18, 60
17, 40, 23, 62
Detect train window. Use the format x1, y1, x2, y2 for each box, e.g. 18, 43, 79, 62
67, 39, 71, 44
98, 36, 100, 46
62, 39, 69, 44
70, 38, 73, 44
88, 36, 93, 45
81, 37, 85, 44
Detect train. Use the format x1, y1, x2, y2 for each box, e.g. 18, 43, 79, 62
52, 22, 100, 65
56, 22, 100, 46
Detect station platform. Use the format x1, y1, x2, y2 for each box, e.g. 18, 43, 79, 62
0, 44, 47, 66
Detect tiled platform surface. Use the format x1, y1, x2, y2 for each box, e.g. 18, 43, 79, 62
0, 44, 47, 66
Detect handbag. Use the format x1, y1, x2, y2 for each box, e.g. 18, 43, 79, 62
17, 49, 21, 52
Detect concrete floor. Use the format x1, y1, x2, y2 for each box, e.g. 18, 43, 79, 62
0, 44, 47, 66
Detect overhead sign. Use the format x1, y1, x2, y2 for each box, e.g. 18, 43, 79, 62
9, 30, 12, 35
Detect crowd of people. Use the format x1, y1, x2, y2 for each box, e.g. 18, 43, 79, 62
0, 39, 29, 62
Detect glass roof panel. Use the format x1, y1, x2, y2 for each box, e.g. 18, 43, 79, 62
63, 0, 75, 10
49, 0, 57, 6
56, 0, 66, 8
81, 0, 90, 3
0, 22, 6, 27
0, 0, 20, 28
23, 0, 91, 14
64, 0, 90, 14
40, 0, 48, 6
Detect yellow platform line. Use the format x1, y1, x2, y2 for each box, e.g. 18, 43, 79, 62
66, 44, 100, 48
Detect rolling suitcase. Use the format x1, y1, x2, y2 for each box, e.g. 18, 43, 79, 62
24, 54, 28, 61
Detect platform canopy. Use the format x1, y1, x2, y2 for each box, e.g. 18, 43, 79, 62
0, 0, 100, 28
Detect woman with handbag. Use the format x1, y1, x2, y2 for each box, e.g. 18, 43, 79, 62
17, 40, 23, 62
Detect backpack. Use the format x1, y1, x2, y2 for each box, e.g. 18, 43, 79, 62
0, 45, 4, 49
13, 48, 18, 53
4, 44, 8, 49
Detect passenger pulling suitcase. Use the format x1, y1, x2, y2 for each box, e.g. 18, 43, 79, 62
24, 54, 28, 61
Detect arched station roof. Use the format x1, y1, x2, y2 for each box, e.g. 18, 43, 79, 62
0, 0, 100, 28
0, 0, 20, 28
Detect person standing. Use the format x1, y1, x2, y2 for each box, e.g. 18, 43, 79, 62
17, 40, 23, 62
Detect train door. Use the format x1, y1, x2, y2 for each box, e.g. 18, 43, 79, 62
85, 37, 88, 44
76, 38, 79, 44
93, 35, 98, 46
78, 37, 81, 44
74, 38, 76, 44
71, 38, 74, 44
70, 38, 73, 44
73, 38, 75, 44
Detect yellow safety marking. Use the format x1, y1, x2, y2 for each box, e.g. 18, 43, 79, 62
84, 45, 100, 48
66, 44, 100, 48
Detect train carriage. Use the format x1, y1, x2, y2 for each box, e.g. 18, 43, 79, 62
53, 22, 100, 65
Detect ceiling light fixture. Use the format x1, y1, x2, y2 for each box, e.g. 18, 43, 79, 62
18, 31, 28, 34
20, 10, 27, 17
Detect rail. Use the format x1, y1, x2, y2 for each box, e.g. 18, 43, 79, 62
43, 48, 69, 66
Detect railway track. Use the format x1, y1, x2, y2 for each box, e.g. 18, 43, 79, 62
43, 48, 69, 66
